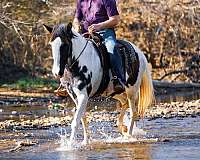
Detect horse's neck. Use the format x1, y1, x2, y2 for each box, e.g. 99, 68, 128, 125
71, 31, 101, 67
71, 31, 88, 58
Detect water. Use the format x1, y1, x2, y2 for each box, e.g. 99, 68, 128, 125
157, 90, 200, 103
0, 91, 200, 160
1, 116, 200, 160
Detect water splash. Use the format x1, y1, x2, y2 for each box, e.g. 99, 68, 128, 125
55, 113, 157, 151
56, 128, 88, 151
123, 112, 147, 137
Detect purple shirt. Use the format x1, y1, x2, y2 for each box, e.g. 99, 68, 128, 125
75, 0, 119, 33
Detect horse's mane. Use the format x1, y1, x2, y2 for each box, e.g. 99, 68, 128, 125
50, 23, 76, 42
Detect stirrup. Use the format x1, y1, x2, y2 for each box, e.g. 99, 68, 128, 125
54, 85, 68, 97
107, 77, 125, 97
112, 76, 125, 89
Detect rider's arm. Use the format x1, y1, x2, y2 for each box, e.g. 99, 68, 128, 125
73, 18, 81, 33
88, 0, 120, 32
88, 15, 120, 33
73, 0, 82, 32
99, 15, 120, 29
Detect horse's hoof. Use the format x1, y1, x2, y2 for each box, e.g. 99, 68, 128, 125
118, 125, 128, 134
68, 139, 76, 147
131, 127, 146, 137
81, 139, 89, 146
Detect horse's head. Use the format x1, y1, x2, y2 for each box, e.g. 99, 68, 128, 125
44, 23, 74, 78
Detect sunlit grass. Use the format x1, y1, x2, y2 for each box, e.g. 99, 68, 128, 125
1, 77, 58, 91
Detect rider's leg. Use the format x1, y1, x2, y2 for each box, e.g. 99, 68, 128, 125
98, 29, 125, 92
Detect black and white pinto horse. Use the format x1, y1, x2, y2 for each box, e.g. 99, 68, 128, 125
44, 23, 154, 145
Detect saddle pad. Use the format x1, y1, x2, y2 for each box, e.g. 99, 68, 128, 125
117, 40, 140, 86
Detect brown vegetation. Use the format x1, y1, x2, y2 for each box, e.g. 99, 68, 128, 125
117, 0, 200, 82
0, 0, 199, 83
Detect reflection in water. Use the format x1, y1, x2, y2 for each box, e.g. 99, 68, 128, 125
156, 90, 200, 103
58, 143, 151, 160
113, 144, 151, 160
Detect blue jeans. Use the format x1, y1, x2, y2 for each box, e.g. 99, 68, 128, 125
97, 29, 125, 83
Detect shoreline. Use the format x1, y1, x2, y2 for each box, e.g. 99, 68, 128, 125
0, 81, 200, 130
0, 99, 200, 131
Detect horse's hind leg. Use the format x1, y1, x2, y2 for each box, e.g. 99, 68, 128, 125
117, 101, 128, 135
115, 94, 129, 135
127, 87, 139, 136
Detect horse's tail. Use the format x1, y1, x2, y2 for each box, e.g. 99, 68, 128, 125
138, 62, 154, 118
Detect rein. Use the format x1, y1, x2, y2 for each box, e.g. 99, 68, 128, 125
68, 40, 89, 69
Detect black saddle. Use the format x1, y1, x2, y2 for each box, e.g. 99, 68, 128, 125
116, 40, 140, 86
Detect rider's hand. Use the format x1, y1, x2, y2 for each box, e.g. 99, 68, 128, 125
88, 24, 102, 33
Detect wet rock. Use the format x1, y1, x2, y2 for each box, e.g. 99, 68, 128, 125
11, 111, 18, 115
24, 133, 34, 138
146, 99, 200, 120
10, 139, 38, 152
1, 99, 200, 131
159, 138, 171, 142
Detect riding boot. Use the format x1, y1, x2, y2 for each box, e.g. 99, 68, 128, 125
110, 47, 126, 94
112, 76, 125, 94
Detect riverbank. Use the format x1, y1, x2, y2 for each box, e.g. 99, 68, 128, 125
0, 81, 200, 130
0, 99, 200, 130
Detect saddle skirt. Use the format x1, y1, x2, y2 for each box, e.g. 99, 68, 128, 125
83, 33, 140, 96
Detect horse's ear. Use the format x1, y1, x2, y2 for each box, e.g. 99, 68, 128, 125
43, 24, 53, 33
67, 22, 72, 32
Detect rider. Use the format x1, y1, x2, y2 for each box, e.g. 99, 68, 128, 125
73, 0, 125, 93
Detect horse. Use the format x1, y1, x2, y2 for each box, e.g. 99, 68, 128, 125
43, 23, 154, 145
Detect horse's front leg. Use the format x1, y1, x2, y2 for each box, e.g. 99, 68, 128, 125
70, 93, 88, 143
81, 116, 89, 145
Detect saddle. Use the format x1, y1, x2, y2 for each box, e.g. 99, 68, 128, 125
116, 40, 140, 86
83, 33, 139, 96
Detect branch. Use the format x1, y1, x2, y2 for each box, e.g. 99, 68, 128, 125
158, 69, 188, 81
12, 23, 25, 44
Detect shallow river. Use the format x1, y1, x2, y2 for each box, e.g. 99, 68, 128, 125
0, 91, 200, 160
1, 117, 200, 160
